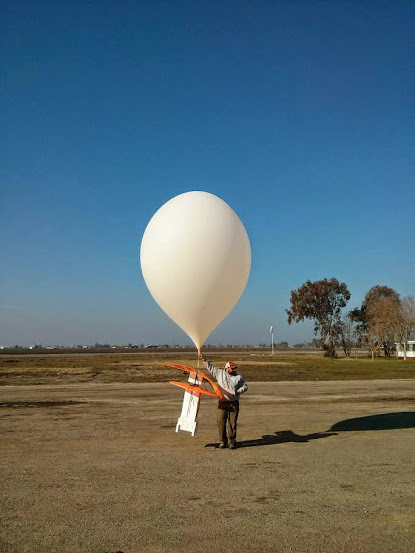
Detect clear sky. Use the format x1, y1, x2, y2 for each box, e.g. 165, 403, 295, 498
1, 1, 413, 347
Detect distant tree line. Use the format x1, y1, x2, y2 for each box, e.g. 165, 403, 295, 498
287, 279, 415, 359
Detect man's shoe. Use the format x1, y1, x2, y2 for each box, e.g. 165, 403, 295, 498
229, 442, 237, 450
218, 442, 228, 449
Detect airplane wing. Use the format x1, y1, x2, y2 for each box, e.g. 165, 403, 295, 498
166, 363, 222, 436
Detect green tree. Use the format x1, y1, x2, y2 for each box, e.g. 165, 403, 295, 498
286, 278, 351, 358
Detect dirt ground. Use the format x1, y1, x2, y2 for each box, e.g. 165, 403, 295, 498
1, 380, 414, 553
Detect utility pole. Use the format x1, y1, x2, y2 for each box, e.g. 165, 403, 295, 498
269, 325, 275, 355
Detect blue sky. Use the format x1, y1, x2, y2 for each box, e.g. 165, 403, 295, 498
1, 1, 413, 347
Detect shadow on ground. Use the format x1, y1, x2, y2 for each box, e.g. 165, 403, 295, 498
329, 411, 415, 431
205, 412, 415, 449
205, 430, 336, 449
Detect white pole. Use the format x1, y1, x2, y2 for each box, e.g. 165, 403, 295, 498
270, 325, 275, 355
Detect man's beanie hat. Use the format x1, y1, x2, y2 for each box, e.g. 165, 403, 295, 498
225, 361, 238, 370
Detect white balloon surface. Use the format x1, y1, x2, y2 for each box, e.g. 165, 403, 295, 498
140, 191, 251, 349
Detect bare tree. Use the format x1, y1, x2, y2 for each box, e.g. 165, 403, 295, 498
350, 285, 401, 357
365, 321, 385, 360
364, 285, 400, 308
366, 297, 401, 361
395, 296, 415, 360
339, 313, 355, 357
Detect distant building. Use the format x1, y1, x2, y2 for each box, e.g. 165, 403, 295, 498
395, 340, 415, 359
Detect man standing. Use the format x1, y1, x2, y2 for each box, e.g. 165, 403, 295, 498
198, 351, 248, 449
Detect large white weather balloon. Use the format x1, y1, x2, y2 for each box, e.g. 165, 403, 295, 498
140, 191, 251, 350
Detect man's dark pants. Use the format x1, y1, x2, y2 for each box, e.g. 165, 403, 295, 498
217, 400, 239, 444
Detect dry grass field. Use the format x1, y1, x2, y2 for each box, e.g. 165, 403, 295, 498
1, 351, 414, 552
1, 349, 414, 386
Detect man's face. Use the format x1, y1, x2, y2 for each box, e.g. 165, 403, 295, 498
226, 366, 237, 375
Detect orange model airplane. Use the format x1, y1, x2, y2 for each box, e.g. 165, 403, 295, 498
166, 364, 222, 435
